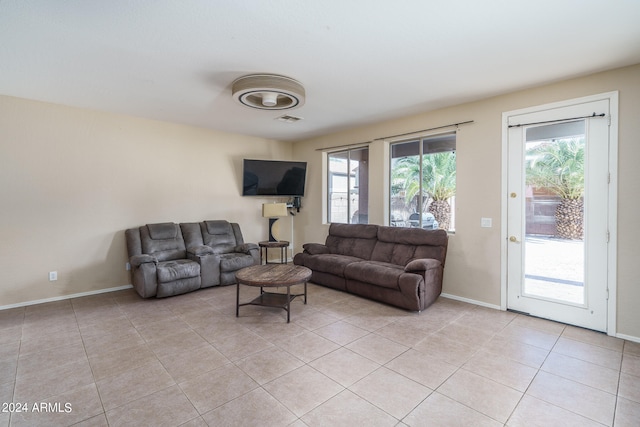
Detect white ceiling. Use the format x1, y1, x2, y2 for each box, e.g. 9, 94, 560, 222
1, 1, 639, 142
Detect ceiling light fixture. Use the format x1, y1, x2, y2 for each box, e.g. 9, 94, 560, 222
232, 74, 305, 110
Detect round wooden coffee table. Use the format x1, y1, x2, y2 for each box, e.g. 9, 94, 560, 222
235, 264, 312, 323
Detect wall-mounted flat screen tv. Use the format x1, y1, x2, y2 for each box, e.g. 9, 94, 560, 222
242, 159, 307, 196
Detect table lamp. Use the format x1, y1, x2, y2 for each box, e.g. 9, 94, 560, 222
262, 203, 288, 242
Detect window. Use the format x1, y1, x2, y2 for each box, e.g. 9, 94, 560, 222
328, 147, 369, 224
390, 133, 456, 231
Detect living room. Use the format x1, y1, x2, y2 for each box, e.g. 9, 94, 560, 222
3, 64, 640, 339
1, 2, 640, 426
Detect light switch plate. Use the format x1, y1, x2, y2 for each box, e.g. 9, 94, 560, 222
481, 218, 492, 228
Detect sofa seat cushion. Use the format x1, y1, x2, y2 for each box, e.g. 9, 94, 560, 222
157, 259, 200, 283
344, 261, 405, 290
304, 254, 363, 277
209, 244, 235, 254
219, 253, 255, 272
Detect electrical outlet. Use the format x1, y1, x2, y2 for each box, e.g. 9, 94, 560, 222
49, 271, 58, 281
125, 262, 131, 271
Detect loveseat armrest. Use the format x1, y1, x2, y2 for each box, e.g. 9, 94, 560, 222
303, 243, 330, 255
187, 245, 215, 256
130, 254, 157, 268
404, 258, 442, 272
234, 242, 259, 254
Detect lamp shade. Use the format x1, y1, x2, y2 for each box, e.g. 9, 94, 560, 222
262, 203, 288, 218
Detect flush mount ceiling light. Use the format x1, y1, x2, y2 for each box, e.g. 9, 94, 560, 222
232, 74, 305, 110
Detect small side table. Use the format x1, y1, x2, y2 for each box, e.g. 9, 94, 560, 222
259, 240, 289, 264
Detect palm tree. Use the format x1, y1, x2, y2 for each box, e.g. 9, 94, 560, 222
390, 151, 456, 230
526, 138, 584, 239
390, 156, 423, 215
422, 151, 456, 230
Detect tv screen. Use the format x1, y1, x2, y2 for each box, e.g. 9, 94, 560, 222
242, 159, 307, 196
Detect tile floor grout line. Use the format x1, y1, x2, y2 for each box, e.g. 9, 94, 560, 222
3, 285, 636, 426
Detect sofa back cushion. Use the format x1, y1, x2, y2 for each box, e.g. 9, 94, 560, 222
326, 223, 378, 260
200, 220, 237, 253
371, 226, 448, 266
140, 223, 187, 261
370, 240, 416, 266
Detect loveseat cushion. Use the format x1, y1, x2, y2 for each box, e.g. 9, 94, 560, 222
303, 254, 364, 277
157, 277, 201, 298
201, 220, 237, 247
187, 245, 215, 256
234, 243, 258, 254
147, 222, 179, 240
156, 259, 200, 282
210, 245, 236, 254
344, 261, 405, 290
140, 223, 187, 261
219, 253, 255, 272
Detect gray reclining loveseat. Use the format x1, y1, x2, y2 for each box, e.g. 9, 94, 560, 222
294, 223, 448, 311
125, 220, 259, 298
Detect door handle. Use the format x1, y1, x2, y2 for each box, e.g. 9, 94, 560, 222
509, 236, 520, 243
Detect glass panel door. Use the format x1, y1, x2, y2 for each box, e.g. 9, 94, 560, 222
524, 123, 585, 305
506, 98, 610, 332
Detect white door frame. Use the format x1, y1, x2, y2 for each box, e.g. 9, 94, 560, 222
501, 92, 618, 335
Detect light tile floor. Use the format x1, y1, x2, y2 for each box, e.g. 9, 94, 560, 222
1, 283, 639, 426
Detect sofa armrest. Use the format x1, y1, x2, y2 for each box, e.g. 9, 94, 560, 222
405, 258, 441, 272
303, 243, 330, 255
234, 243, 259, 254
130, 254, 157, 268
187, 245, 215, 256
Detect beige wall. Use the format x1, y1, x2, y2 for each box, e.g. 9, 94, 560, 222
0, 96, 293, 306
2, 64, 638, 340
292, 64, 640, 340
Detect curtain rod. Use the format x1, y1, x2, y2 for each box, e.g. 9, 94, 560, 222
315, 120, 474, 152
376, 120, 474, 141
316, 141, 371, 152
508, 113, 605, 128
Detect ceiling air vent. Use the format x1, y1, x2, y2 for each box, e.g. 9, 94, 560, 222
275, 115, 303, 123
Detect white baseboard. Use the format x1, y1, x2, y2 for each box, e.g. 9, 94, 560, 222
616, 333, 640, 344
440, 293, 502, 310
0, 284, 133, 311
441, 293, 640, 343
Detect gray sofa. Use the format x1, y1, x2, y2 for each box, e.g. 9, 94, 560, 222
125, 220, 259, 298
293, 223, 448, 311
